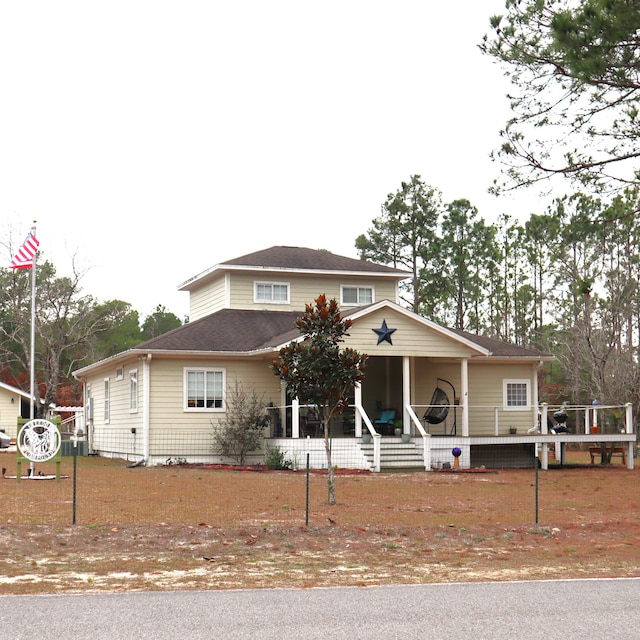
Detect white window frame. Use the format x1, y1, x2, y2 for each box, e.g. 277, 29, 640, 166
503, 379, 530, 410
104, 377, 110, 423
254, 281, 290, 304
184, 367, 226, 411
115, 367, 124, 381
86, 383, 93, 421
129, 369, 138, 413
340, 285, 374, 306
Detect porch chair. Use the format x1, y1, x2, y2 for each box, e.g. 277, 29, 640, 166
423, 378, 457, 435
374, 409, 396, 435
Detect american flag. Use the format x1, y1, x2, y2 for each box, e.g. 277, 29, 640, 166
9, 232, 40, 269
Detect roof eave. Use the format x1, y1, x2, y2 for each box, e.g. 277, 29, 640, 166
178, 264, 410, 292
73, 347, 281, 378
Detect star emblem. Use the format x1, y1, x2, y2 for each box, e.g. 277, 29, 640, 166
372, 319, 396, 345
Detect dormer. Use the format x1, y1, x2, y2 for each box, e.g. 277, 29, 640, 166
178, 246, 410, 321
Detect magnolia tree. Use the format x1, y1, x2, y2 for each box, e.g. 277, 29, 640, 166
270, 295, 367, 505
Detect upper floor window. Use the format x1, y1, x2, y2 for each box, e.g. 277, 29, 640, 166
504, 379, 530, 410
341, 285, 374, 306
254, 281, 289, 304
185, 368, 225, 410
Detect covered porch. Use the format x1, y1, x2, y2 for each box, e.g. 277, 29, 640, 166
266, 392, 636, 472
265, 304, 636, 471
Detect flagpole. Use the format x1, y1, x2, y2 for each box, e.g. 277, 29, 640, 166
29, 222, 37, 477
29, 221, 37, 421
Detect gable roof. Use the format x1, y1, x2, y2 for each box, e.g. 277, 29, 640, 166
344, 300, 551, 359
178, 246, 410, 292
74, 302, 551, 378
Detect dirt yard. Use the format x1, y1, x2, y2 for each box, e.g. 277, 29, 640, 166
0, 451, 639, 594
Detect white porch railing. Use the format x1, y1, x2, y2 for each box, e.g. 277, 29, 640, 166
406, 404, 431, 471
410, 402, 635, 437
354, 401, 380, 472
264, 402, 635, 472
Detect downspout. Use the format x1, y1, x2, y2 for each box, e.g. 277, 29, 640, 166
532, 361, 540, 431
142, 354, 151, 465
128, 353, 151, 468
461, 358, 469, 437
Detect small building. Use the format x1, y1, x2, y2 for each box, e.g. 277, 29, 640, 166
0, 381, 32, 443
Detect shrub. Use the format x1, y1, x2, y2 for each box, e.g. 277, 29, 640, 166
212, 381, 270, 464
265, 443, 292, 470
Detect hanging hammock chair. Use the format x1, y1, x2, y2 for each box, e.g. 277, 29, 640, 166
423, 378, 457, 434
423, 386, 450, 425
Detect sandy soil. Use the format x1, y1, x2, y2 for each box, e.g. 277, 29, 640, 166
0, 452, 638, 594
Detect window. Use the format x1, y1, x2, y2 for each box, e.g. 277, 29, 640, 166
254, 281, 289, 304
129, 370, 138, 413
104, 378, 110, 423
504, 379, 529, 409
115, 367, 124, 381
185, 368, 225, 410
341, 285, 374, 306
86, 383, 93, 421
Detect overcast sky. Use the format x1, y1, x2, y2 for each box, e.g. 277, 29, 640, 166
1, 1, 544, 321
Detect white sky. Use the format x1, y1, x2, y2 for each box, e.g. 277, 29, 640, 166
0, 1, 546, 322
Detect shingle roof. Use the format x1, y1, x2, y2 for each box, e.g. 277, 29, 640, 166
134, 307, 549, 359
135, 309, 302, 353
449, 328, 551, 358
221, 246, 408, 274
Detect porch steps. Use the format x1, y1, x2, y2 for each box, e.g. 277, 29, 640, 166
360, 439, 425, 471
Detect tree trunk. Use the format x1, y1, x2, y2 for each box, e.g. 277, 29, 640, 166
323, 421, 336, 505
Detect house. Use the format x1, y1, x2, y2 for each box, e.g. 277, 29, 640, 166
0, 381, 33, 444
72, 246, 636, 471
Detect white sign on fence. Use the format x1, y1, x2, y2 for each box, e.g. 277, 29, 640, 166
17, 419, 61, 462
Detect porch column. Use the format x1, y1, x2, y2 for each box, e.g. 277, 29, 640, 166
403, 356, 411, 434
461, 358, 469, 437
292, 397, 300, 438
532, 361, 540, 431
354, 382, 363, 438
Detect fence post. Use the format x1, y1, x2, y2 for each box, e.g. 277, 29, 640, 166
305, 452, 310, 526
373, 434, 381, 473
535, 459, 539, 524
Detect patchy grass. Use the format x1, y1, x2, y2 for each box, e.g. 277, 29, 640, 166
0, 450, 639, 594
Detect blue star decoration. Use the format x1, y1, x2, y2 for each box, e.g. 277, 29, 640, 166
372, 319, 397, 345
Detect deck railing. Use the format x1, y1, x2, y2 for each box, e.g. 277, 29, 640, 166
409, 403, 635, 437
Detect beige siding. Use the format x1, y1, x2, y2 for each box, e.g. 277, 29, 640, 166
466, 363, 537, 435
189, 275, 227, 320
0, 389, 22, 439
83, 362, 143, 460
147, 357, 281, 451
347, 309, 479, 357
412, 361, 462, 408
227, 272, 399, 311
394, 359, 537, 436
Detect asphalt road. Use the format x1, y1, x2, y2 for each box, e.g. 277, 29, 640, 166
1, 578, 639, 639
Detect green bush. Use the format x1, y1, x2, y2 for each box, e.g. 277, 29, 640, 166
265, 443, 292, 470
212, 381, 270, 465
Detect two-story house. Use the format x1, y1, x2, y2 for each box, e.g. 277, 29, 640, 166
73, 245, 559, 471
